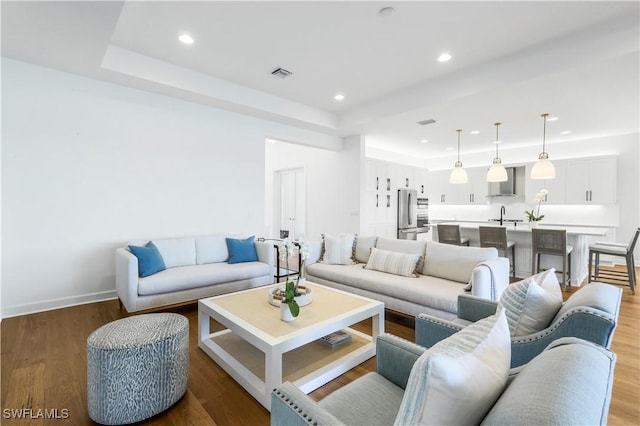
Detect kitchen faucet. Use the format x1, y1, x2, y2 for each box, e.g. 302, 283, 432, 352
500, 205, 506, 226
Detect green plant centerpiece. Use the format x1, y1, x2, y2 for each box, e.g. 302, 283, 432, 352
525, 189, 548, 222
277, 238, 312, 319
282, 280, 300, 318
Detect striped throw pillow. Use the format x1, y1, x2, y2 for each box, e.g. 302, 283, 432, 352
394, 311, 510, 425
497, 275, 562, 336
322, 234, 356, 265
364, 247, 421, 278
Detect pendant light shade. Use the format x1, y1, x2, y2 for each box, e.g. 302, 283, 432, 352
486, 122, 508, 182
531, 113, 556, 179
450, 129, 468, 184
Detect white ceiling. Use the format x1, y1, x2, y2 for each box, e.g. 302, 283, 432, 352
2, 1, 639, 159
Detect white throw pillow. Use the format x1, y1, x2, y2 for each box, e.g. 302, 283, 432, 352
498, 275, 563, 337
322, 234, 356, 265
394, 311, 510, 426
364, 247, 421, 278
355, 235, 378, 263
376, 237, 427, 272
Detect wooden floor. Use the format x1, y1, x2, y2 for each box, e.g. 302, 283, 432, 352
1, 268, 638, 425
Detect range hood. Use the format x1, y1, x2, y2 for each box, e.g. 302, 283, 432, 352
487, 167, 517, 196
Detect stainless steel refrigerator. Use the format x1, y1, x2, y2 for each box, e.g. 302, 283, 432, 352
397, 188, 418, 240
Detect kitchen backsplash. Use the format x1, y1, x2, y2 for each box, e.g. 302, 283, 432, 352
430, 203, 619, 227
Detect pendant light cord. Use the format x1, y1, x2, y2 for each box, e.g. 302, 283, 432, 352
494, 122, 501, 158
456, 129, 462, 162
541, 113, 549, 153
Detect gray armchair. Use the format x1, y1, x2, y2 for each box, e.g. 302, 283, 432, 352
416, 282, 622, 367
271, 334, 424, 426
271, 335, 617, 425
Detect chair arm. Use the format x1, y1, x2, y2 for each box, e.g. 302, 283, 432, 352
457, 294, 498, 322
415, 315, 464, 349
255, 241, 275, 272
115, 248, 138, 312
469, 257, 510, 300
375, 334, 427, 390
510, 307, 617, 367
271, 382, 344, 426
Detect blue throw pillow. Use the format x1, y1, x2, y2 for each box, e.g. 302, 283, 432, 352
226, 236, 258, 264
128, 241, 166, 277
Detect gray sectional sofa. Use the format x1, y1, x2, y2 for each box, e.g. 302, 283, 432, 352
305, 236, 510, 320
116, 235, 274, 312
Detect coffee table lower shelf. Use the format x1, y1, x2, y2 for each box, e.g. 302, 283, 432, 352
199, 327, 375, 410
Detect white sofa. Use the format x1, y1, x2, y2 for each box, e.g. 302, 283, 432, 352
305, 236, 509, 320
116, 236, 274, 312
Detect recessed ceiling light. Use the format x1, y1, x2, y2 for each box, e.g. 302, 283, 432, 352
560, 130, 571, 135
446, 147, 454, 151
334, 93, 345, 101
179, 34, 194, 45
420, 139, 429, 143
493, 139, 501, 144
378, 6, 395, 17
470, 130, 480, 135
437, 53, 452, 62
547, 116, 559, 121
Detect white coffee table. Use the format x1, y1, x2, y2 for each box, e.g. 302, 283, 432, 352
198, 282, 385, 411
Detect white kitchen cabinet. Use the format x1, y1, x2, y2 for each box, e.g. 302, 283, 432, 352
415, 169, 429, 197
429, 167, 486, 204
458, 167, 488, 204
565, 157, 616, 204
428, 169, 457, 204
525, 160, 566, 204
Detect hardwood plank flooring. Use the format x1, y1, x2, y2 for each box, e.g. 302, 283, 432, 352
1, 268, 638, 425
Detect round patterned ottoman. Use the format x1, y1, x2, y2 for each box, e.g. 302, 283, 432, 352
87, 313, 189, 425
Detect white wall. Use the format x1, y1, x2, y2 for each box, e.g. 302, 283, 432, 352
1, 59, 338, 317
265, 136, 362, 242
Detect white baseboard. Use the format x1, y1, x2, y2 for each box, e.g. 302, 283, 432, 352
2, 290, 118, 319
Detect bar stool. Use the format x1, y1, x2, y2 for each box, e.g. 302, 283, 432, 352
531, 228, 572, 287
437, 224, 469, 246
588, 227, 639, 295
479, 226, 516, 278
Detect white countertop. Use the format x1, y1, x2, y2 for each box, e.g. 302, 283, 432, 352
432, 221, 610, 237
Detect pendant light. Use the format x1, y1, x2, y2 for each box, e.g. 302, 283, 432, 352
486, 122, 508, 182
449, 129, 468, 184
530, 113, 556, 179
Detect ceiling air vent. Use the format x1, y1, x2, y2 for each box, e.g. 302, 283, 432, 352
271, 67, 292, 79
418, 119, 436, 126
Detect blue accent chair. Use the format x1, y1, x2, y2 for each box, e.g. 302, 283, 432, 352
415, 281, 621, 368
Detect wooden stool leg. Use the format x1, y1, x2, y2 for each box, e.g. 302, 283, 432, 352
626, 254, 635, 294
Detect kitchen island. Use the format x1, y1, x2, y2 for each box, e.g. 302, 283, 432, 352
432, 222, 611, 285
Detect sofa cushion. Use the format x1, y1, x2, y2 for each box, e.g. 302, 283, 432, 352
306, 263, 465, 314
364, 247, 421, 278
138, 261, 270, 295
128, 241, 166, 278
498, 274, 562, 336
355, 235, 378, 263
196, 236, 229, 264
319, 372, 404, 426
395, 311, 510, 425
322, 234, 356, 265
226, 236, 258, 264
376, 237, 426, 271
423, 241, 498, 283
152, 238, 197, 268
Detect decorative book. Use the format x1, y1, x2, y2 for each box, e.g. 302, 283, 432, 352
319, 330, 352, 348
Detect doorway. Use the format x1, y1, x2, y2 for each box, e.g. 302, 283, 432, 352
274, 167, 306, 240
